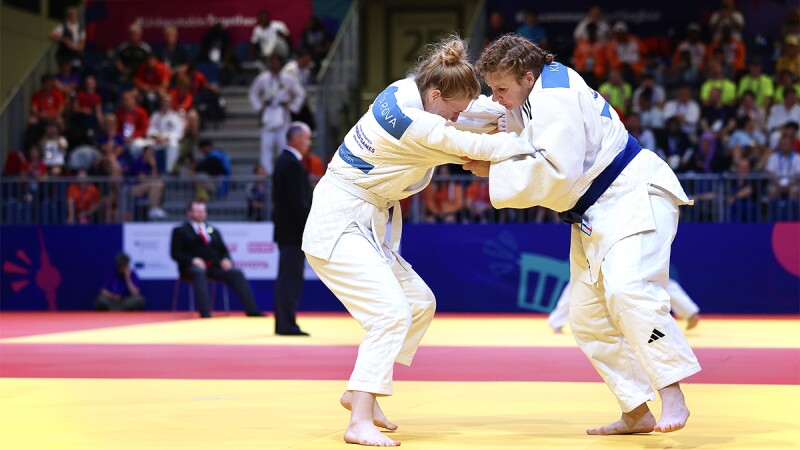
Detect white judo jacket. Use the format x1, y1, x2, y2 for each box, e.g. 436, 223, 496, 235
486, 62, 692, 284
302, 77, 534, 261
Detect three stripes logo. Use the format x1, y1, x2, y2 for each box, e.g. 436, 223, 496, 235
648, 328, 665, 344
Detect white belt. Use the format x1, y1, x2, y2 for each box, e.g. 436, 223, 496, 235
324, 170, 402, 252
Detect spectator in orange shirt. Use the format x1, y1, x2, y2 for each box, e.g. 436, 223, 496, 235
423, 164, 464, 223
672, 23, 706, 74
67, 168, 100, 224
169, 73, 201, 144
707, 26, 746, 75
115, 90, 150, 149
135, 54, 171, 113
607, 21, 643, 83
572, 22, 607, 87
465, 177, 494, 223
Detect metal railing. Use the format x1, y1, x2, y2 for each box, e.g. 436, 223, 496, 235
1, 173, 797, 225
313, 1, 360, 161
0, 44, 57, 158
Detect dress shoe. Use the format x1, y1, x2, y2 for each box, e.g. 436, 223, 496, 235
276, 329, 309, 336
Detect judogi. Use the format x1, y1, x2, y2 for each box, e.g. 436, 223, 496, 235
303, 78, 533, 395
547, 280, 701, 331
486, 62, 701, 412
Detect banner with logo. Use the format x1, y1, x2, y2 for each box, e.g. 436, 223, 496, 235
84, 0, 313, 49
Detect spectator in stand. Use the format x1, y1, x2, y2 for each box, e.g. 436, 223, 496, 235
423, 164, 464, 223
246, 163, 268, 221
656, 116, 694, 172
667, 49, 703, 92
96, 113, 129, 170
632, 74, 666, 111
727, 116, 770, 171
707, 26, 746, 76
598, 68, 632, 121
115, 90, 150, 155
127, 145, 167, 220
195, 138, 231, 198
249, 52, 305, 175
20, 145, 49, 202
135, 54, 171, 113
572, 22, 607, 87
672, 23, 706, 75
607, 21, 643, 83
573, 5, 609, 42
663, 84, 701, 138
54, 59, 80, 99
700, 60, 737, 106
516, 9, 548, 47
708, 0, 745, 40
626, 112, 657, 154
766, 88, 800, 143
71, 74, 104, 142
773, 69, 800, 104
776, 121, 800, 154
147, 94, 185, 173
775, 35, 800, 82
28, 74, 65, 129
780, 7, 800, 40
185, 63, 223, 135
251, 9, 291, 61
699, 87, 737, 135
95, 252, 145, 311
736, 90, 767, 134
727, 158, 760, 222
169, 73, 201, 145
484, 11, 511, 49
635, 91, 666, 131
765, 134, 800, 200
199, 22, 240, 85
49, 6, 85, 67
301, 15, 333, 65
66, 168, 100, 224
737, 57, 774, 111
39, 121, 68, 175
115, 23, 152, 89
465, 177, 494, 223
687, 131, 731, 174
154, 25, 190, 74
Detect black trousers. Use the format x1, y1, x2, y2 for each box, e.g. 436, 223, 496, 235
185, 266, 261, 318
274, 243, 305, 333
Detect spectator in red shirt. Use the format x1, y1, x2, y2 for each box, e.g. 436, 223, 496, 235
115, 90, 150, 149
169, 73, 200, 142
135, 53, 171, 113
71, 74, 104, 140
29, 73, 65, 127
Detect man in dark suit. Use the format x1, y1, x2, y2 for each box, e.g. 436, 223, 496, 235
272, 122, 313, 335
170, 200, 263, 318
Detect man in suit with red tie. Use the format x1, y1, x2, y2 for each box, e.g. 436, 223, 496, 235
272, 122, 313, 335
170, 200, 264, 318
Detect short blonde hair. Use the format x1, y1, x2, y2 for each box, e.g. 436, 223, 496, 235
410, 36, 480, 101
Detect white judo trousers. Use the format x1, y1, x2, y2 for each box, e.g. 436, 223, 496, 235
567, 188, 702, 413
306, 226, 435, 396
260, 126, 287, 175
548, 280, 700, 330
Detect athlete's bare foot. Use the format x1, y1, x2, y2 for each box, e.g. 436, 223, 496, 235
587, 403, 656, 435
341, 391, 398, 431
654, 382, 690, 433
344, 420, 401, 447
686, 314, 699, 330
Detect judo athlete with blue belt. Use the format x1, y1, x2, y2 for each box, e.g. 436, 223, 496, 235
464, 34, 701, 435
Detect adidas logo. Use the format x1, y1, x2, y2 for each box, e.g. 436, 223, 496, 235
648, 328, 665, 344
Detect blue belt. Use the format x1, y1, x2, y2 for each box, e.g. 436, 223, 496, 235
559, 134, 642, 225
